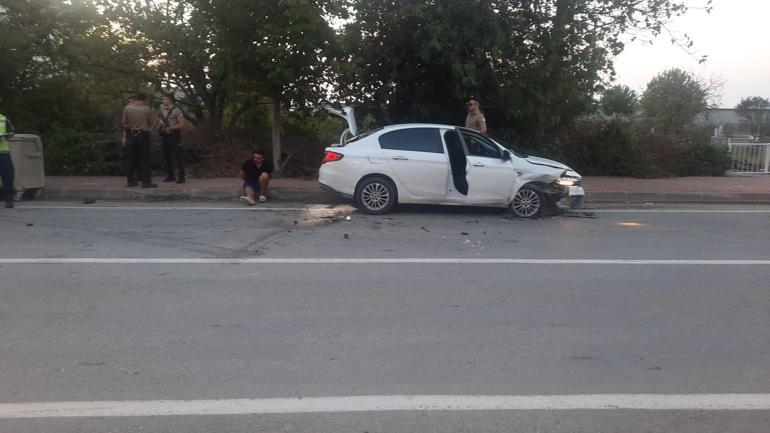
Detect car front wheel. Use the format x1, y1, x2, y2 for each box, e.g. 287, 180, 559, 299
355, 176, 396, 215
511, 185, 544, 218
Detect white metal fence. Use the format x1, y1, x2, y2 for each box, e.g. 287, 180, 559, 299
727, 139, 770, 174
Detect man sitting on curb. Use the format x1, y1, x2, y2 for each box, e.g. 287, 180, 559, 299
239, 150, 273, 205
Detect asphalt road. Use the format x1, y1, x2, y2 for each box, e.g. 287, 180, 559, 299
1, 202, 769, 432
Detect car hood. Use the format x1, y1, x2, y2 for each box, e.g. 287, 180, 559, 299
525, 156, 570, 170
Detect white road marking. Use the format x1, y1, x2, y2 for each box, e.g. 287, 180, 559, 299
1, 258, 770, 265
12, 204, 770, 213
1, 394, 769, 418
13, 205, 349, 212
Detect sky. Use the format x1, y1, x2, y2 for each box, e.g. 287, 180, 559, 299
613, 0, 770, 108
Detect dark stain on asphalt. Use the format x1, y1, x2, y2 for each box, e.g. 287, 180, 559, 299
569, 355, 600, 361
76, 361, 106, 367
461, 232, 469, 236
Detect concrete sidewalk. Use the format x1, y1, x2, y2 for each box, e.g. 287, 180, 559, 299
35, 175, 770, 204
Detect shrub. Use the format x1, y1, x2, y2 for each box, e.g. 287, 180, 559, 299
673, 141, 731, 176
564, 116, 654, 177
43, 128, 126, 176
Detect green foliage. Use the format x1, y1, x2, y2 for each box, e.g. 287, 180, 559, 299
600, 85, 638, 117
339, 0, 694, 147
735, 96, 770, 136
3, 0, 720, 178
640, 68, 709, 136
565, 116, 653, 177
673, 141, 731, 176
43, 128, 125, 176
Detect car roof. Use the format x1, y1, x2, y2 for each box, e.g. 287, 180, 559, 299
381, 123, 459, 131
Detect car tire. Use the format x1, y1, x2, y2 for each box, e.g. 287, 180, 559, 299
510, 184, 544, 218
355, 176, 397, 215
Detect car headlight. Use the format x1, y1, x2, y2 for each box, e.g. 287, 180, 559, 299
555, 170, 581, 187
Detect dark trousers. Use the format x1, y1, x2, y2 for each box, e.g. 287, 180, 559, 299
126, 132, 151, 184
0, 152, 15, 202
161, 132, 185, 180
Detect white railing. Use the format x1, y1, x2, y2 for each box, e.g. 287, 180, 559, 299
728, 139, 770, 174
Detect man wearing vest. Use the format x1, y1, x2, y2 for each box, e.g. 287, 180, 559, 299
0, 113, 16, 208
157, 93, 186, 183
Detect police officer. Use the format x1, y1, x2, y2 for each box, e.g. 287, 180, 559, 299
0, 113, 15, 208
465, 97, 488, 134
157, 93, 186, 183
122, 93, 157, 188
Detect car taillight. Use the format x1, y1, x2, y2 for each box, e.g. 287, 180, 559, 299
322, 151, 344, 164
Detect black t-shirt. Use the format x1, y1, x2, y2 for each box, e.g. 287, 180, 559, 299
241, 159, 273, 184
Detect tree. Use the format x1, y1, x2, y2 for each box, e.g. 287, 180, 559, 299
208, 0, 343, 170
339, 0, 709, 154
640, 68, 709, 136
600, 85, 638, 117
0, 0, 148, 132
735, 96, 770, 137
99, 0, 241, 131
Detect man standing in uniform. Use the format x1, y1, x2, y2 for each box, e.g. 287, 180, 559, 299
122, 94, 157, 188
0, 113, 15, 208
158, 93, 186, 184
465, 97, 488, 134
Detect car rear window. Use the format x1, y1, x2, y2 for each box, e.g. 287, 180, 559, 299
378, 128, 444, 153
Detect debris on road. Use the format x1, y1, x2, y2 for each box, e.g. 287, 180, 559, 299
82, 198, 96, 204
421, 226, 430, 232
343, 233, 350, 239
564, 211, 597, 219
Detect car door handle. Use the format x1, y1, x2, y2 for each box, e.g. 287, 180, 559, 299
391, 156, 409, 161
472, 162, 485, 167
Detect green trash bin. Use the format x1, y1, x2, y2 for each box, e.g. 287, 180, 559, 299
8, 134, 45, 199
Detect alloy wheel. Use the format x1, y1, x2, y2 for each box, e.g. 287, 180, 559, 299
361, 182, 390, 211
512, 188, 542, 218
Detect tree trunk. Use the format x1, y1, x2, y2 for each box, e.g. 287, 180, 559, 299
271, 97, 282, 175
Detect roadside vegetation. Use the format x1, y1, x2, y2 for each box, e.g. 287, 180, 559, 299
0, 0, 744, 177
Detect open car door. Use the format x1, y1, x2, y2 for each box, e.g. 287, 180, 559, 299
457, 129, 515, 205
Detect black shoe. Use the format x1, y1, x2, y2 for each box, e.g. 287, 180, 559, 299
163, 176, 176, 182
176, 178, 186, 184
126, 182, 139, 187
5, 201, 14, 208
141, 183, 158, 189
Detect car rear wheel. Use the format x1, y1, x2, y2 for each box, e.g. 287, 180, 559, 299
355, 176, 396, 215
511, 185, 544, 218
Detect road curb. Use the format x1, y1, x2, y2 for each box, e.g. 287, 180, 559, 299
39, 187, 341, 203
37, 187, 770, 204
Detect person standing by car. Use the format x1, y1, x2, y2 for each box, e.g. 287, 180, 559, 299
0, 113, 16, 208
465, 97, 487, 134
122, 93, 157, 188
239, 150, 273, 205
158, 93, 186, 184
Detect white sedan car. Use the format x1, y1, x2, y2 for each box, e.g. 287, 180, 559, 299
319, 108, 584, 217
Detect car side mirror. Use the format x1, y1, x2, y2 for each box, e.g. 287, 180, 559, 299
501, 151, 511, 161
